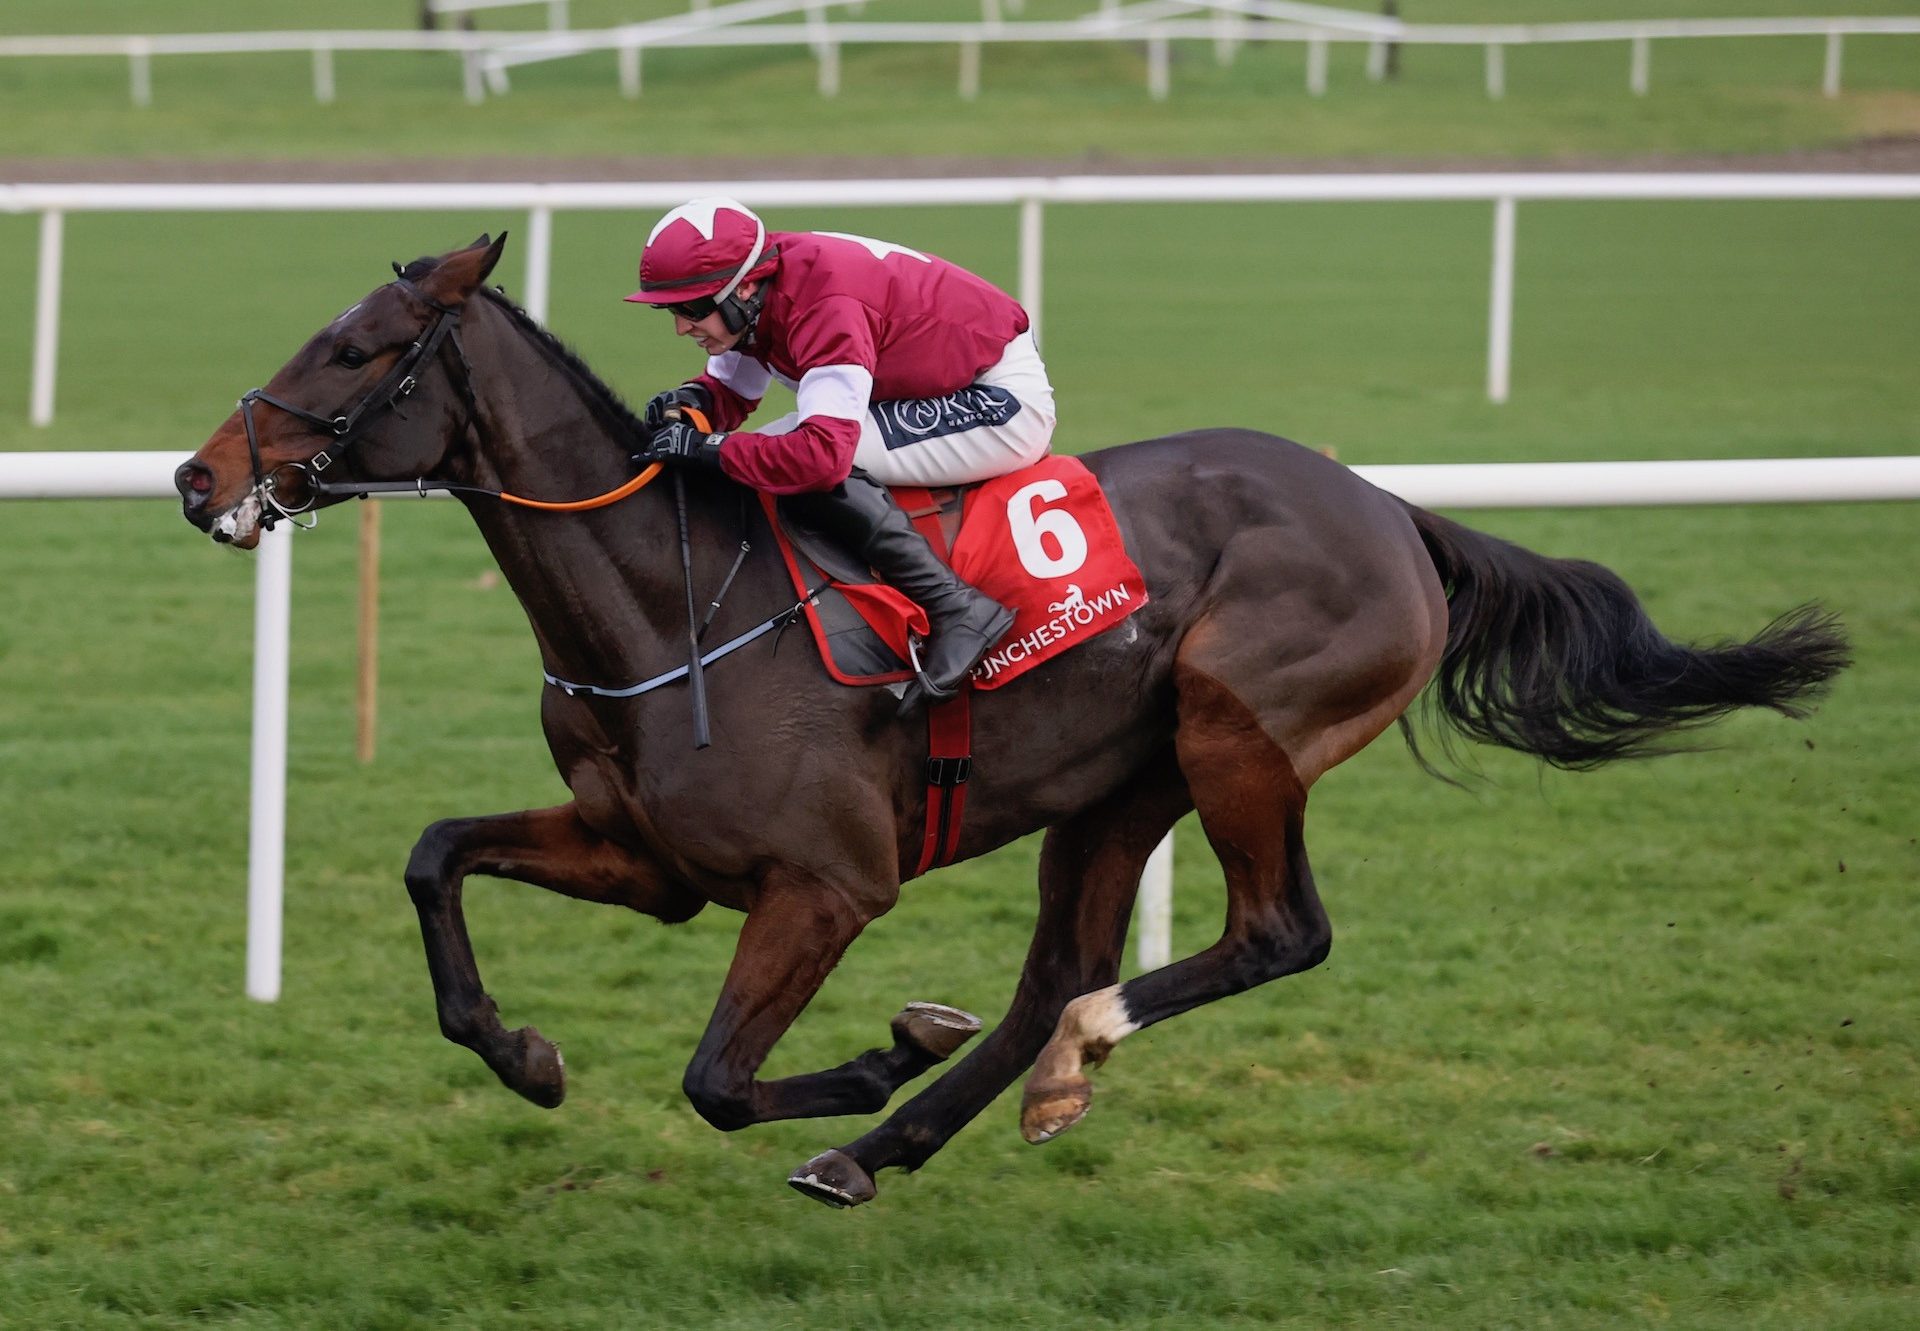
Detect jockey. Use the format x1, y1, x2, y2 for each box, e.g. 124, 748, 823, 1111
627, 196, 1056, 710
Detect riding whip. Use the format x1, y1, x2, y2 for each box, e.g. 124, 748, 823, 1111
668, 409, 714, 751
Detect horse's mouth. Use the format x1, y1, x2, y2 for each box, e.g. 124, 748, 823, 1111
204, 493, 267, 550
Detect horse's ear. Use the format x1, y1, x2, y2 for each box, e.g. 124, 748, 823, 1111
418, 231, 510, 307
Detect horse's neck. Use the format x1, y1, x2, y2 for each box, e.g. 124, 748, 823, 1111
451, 300, 722, 685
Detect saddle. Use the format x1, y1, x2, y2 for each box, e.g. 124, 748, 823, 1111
765, 455, 1148, 692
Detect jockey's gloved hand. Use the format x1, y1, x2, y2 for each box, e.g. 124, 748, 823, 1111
642, 383, 713, 434
634, 420, 728, 472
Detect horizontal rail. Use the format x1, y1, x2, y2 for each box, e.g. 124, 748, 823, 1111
0, 450, 184, 497
485, 0, 873, 70
6, 174, 1920, 214
9, 452, 1920, 507
427, 0, 566, 14
6, 15, 1917, 58
0, 31, 508, 56
14, 177, 1914, 426
1350, 456, 1920, 508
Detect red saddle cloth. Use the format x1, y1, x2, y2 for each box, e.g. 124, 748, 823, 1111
764, 454, 1149, 690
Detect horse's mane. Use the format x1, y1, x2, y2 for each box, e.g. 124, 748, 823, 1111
398, 255, 650, 447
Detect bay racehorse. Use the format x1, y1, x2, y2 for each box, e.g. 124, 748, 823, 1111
176, 236, 1848, 1206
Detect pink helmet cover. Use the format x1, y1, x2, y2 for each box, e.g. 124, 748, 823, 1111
626, 196, 779, 305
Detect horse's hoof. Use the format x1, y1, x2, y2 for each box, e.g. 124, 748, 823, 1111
1020, 1075, 1092, 1145
511, 1026, 567, 1109
788, 1149, 877, 1208
892, 1001, 983, 1061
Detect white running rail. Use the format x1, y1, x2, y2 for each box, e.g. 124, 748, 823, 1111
3, 14, 1914, 105
481, 0, 873, 82
426, 0, 573, 29
5, 453, 1919, 998
10, 174, 1919, 425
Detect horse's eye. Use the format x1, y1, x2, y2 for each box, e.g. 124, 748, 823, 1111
335, 346, 369, 369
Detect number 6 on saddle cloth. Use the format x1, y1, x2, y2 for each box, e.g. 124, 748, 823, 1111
767, 455, 1149, 695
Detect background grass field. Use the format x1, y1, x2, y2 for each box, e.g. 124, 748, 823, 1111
3, 4, 1919, 1328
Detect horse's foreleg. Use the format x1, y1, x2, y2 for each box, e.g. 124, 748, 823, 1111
787, 758, 1192, 1207
403, 802, 701, 1107
680, 867, 940, 1140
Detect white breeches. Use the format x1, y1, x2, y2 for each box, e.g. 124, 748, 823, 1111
760, 331, 1057, 488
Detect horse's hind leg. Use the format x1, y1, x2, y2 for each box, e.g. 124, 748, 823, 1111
1019, 666, 1331, 1144
404, 802, 702, 1107
787, 758, 1192, 1207
1018, 511, 1443, 1143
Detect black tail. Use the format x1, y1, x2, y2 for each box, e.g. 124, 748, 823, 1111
1404, 505, 1850, 770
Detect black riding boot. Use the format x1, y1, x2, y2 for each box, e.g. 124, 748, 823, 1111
792, 472, 1015, 710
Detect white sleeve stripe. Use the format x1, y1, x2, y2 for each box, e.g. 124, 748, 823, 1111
795, 364, 874, 424
705, 351, 773, 401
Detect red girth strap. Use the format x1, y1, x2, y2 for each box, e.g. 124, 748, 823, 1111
895, 486, 973, 877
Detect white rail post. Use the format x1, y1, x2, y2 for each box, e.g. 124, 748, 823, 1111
313, 46, 336, 105
1137, 834, 1173, 971
818, 42, 841, 96
356, 502, 381, 764
619, 42, 642, 98
1019, 197, 1043, 347
1147, 36, 1169, 100
1214, 15, 1240, 67
525, 204, 553, 325
1823, 31, 1844, 98
247, 525, 293, 1003
1307, 37, 1328, 97
463, 51, 485, 104
959, 39, 980, 99
548, 0, 570, 31
30, 209, 64, 428
129, 39, 153, 109
1484, 42, 1505, 100
1630, 35, 1650, 96
1366, 39, 1387, 82
1488, 195, 1516, 404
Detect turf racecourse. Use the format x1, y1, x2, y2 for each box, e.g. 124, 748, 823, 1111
0, 199, 1914, 1327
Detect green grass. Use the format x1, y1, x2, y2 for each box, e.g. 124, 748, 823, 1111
0, 199, 1916, 1327
2, 1, 1918, 162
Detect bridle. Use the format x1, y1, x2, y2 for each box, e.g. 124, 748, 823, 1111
234, 274, 669, 525
227, 266, 764, 745
236, 275, 476, 530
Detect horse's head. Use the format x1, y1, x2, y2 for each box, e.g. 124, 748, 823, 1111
177, 233, 507, 548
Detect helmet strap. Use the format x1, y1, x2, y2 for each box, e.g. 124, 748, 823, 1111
717, 281, 767, 337
711, 214, 769, 337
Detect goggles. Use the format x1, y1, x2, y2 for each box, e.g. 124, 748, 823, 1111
664, 295, 720, 321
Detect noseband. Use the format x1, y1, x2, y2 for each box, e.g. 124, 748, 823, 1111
236, 276, 473, 529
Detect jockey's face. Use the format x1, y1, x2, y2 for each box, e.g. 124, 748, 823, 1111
671, 280, 758, 355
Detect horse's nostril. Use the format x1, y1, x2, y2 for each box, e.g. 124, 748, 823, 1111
175, 460, 215, 507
